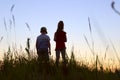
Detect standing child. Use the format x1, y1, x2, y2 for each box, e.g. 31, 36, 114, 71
36, 27, 51, 62
54, 21, 67, 65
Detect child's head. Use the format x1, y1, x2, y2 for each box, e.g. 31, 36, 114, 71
40, 27, 47, 34
57, 21, 64, 31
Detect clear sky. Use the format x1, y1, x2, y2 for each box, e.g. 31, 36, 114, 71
0, 0, 120, 68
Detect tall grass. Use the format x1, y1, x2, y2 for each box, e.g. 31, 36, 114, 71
0, 48, 119, 80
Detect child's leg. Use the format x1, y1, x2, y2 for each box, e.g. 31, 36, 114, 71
56, 50, 60, 65
61, 49, 67, 64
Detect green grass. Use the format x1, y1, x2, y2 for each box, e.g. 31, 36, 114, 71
0, 50, 119, 80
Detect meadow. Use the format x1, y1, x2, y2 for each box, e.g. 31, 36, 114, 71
0, 47, 120, 80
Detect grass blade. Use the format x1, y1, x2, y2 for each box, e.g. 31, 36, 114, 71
10, 4, 15, 12
111, 1, 115, 9
88, 17, 94, 55
111, 1, 120, 16
25, 23, 31, 31
104, 45, 109, 60
84, 35, 94, 56
12, 14, 15, 28
0, 36, 3, 43
110, 39, 120, 64
88, 17, 92, 33
9, 19, 12, 30
3, 17, 7, 31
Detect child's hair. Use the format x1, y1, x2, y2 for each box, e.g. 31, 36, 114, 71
40, 27, 47, 34
57, 21, 64, 32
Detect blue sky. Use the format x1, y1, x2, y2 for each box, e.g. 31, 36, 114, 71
0, 0, 120, 67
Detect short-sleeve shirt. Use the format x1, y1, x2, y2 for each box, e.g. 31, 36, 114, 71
36, 34, 50, 50
54, 31, 67, 50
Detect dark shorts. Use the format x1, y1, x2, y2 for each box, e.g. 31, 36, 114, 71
37, 49, 49, 62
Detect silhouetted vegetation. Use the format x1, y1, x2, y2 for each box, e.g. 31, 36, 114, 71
0, 48, 120, 80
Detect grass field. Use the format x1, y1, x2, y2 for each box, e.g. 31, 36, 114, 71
0, 49, 120, 80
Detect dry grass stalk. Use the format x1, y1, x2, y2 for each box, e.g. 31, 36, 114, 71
25, 38, 30, 57
25, 23, 31, 31
111, 1, 120, 16
88, 17, 94, 50
0, 36, 3, 43
9, 19, 12, 30
104, 45, 109, 60
84, 35, 95, 56
12, 14, 16, 38
3, 17, 7, 31
88, 17, 92, 33
110, 39, 120, 64
12, 14, 15, 28
10, 4, 15, 12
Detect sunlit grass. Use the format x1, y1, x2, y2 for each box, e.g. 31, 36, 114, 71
0, 47, 119, 80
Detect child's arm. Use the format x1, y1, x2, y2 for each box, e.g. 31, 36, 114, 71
48, 41, 51, 55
